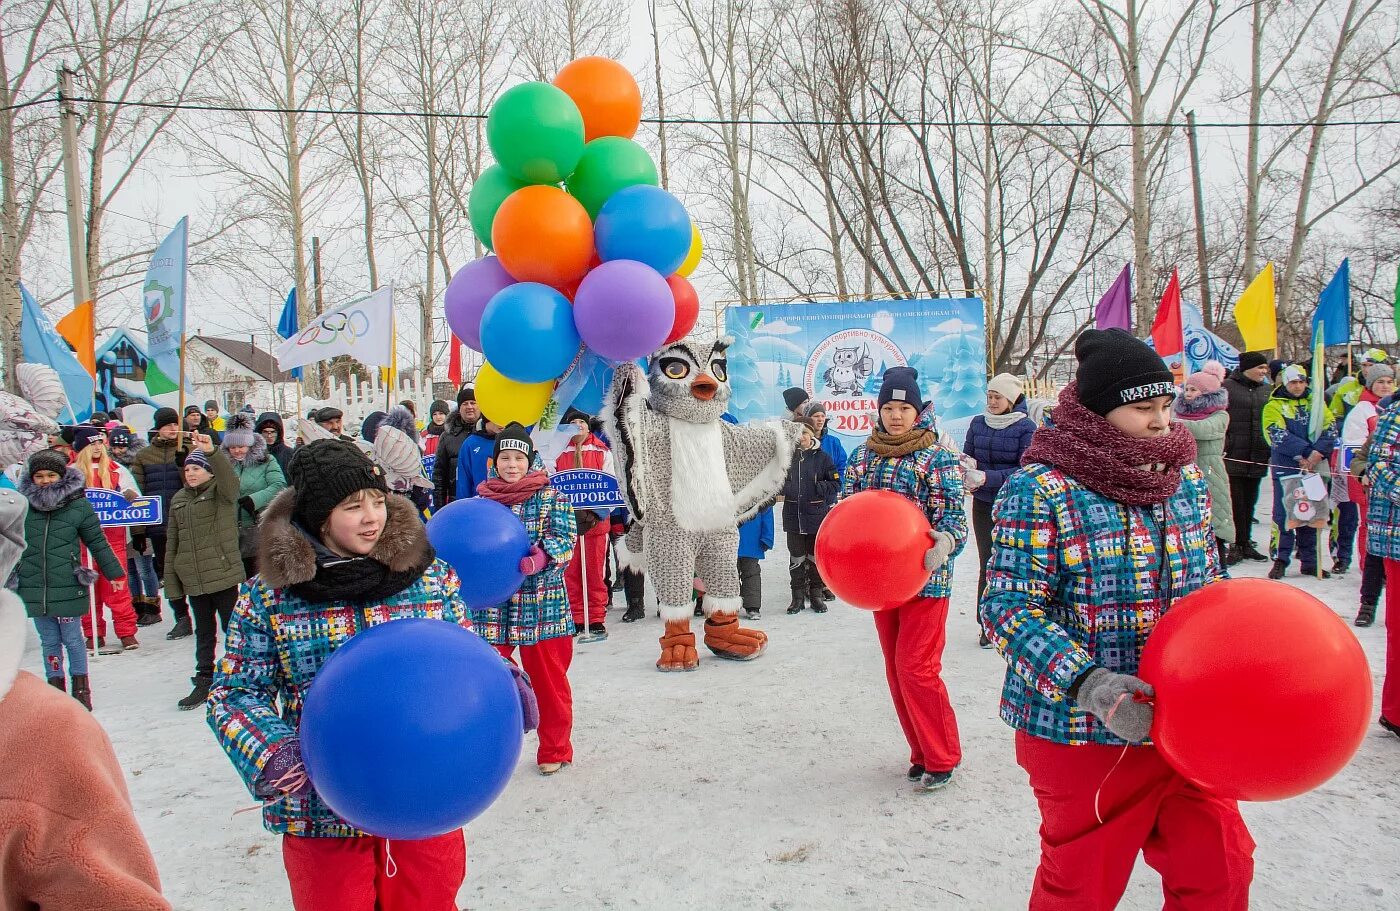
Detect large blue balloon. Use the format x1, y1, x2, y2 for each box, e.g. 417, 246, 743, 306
479, 283, 581, 384
594, 185, 691, 276
427, 498, 530, 609
299, 618, 523, 839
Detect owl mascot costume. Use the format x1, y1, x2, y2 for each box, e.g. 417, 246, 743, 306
605, 337, 802, 671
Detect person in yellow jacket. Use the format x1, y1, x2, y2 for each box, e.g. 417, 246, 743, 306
1262, 364, 1339, 580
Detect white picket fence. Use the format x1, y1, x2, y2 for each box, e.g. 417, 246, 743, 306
295, 373, 437, 437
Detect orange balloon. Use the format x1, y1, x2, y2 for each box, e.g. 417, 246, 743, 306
553, 57, 643, 142
491, 186, 595, 288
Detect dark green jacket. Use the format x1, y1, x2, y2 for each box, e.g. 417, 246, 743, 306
165, 449, 245, 599
16, 468, 126, 618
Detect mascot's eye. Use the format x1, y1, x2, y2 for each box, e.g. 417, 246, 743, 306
710, 360, 728, 382
661, 358, 691, 380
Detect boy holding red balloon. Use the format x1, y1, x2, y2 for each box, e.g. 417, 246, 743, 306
207, 440, 534, 911
839, 367, 966, 792
980, 329, 1254, 910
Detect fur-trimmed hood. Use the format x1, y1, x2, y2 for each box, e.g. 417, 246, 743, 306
257, 487, 431, 589
381, 405, 418, 440
221, 432, 269, 465
18, 467, 86, 512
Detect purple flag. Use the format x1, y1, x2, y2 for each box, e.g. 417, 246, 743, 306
1095, 264, 1133, 331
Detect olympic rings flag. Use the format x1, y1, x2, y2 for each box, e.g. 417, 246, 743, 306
276, 286, 395, 372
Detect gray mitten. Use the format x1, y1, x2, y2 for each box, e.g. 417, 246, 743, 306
924, 530, 954, 572
1075, 667, 1155, 743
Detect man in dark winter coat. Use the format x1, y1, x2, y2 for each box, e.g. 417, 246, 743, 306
183, 405, 221, 445
432, 386, 479, 507
1222, 351, 1273, 564
131, 407, 191, 636
256, 412, 295, 476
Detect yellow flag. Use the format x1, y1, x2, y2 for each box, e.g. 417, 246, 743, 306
1233, 263, 1276, 351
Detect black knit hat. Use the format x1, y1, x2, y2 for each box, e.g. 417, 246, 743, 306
1075, 328, 1176, 416
288, 440, 388, 533
184, 404, 202, 417
492, 422, 535, 465
877, 366, 925, 411
27, 449, 68, 479
457, 386, 476, 405
153, 407, 179, 430
562, 406, 591, 427
782, 387, 810, 412
1237, 351, 1268, 372
361, 411, 388, 444
71, 424, 107, 454
430, 399, 451, 417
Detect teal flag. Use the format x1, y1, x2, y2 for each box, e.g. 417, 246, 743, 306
142, 217, 189, 394
19, 282, 91, 423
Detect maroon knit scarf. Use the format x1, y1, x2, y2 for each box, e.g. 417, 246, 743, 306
1021, 383, 1197, 506
476, 470, 549, 506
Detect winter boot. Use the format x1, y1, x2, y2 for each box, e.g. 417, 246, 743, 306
907, 764, 925, 782
1267, 560, 1287, 580
822, 587, 835, 602
69, 674, 92, 711
178, 675, 212, 711
1240, 542, 1269, 562
1356, 603, 1377, 627
46, 676, 65, 693
693, 593, 705, 618
588, 622, 608, 641
622, 602, 645, 623
1217, 539, 1229, 569
119, 635, 140, 650
134, 597, 162, 627
1225, 545, 1244, 567
1332, 559, 1349, 575
807, 585, 827, 614
918, 770, 953, 792
786, 590, 805, 614
166, 616, 193, 640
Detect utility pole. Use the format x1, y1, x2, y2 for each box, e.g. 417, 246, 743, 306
419, 289, 432, 392
1185, 110, 1212, 331
311, 235, 327, 396
57, 67, 92, 315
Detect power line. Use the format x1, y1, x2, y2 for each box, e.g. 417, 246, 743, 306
4, 94, 1398, 129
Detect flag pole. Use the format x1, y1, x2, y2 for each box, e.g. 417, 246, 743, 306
176, 331, 187, 434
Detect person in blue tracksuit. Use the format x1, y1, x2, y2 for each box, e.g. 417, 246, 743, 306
737, 507, 774, 620
454, 420, 500, 500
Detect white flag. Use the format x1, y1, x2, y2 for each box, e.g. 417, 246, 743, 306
276, 286, 393, 371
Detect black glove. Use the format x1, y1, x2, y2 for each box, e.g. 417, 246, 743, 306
239, 496, 256, 517
575, 510, 601, 534
1074, 667, 1155, 743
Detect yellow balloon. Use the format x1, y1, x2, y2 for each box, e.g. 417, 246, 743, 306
677, 224, 703, 277
475, 361, 554, 426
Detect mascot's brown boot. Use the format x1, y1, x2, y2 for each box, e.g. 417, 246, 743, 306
704, 612, 767, 661
657, 619, 699, 672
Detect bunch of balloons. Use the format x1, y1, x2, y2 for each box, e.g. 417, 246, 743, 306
444, 57, 703, 426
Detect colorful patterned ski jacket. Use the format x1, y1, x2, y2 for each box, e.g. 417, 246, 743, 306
1365, 408, 1400, 561
839, 404, 967, 599
979, 461, 1223, 745
1263, 387, 1338, 476
206, 491, 473, 837
471, 482, 577, 647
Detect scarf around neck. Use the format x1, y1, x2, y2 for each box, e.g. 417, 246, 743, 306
1021, 383, 1197, 506
983, 410, 1029, 430
867, 425, 937, 458
287, 521, 431, 604
477, 470, 549, 506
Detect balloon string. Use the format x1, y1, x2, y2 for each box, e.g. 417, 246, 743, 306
230, 767, 310, 818
1094, 693, 1134, 826
384, 840, 398, 879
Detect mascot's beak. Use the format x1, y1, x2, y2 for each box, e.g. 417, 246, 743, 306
691, 375, 719, 401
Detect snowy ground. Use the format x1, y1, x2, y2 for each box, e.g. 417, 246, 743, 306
25, 529, 1400, 910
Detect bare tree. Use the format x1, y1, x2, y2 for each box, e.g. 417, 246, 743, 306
515, 0, 629, 82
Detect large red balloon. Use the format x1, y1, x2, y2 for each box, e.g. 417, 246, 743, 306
1139, 578, 1371, 801
814, 490, 930, 611
664, 274, 699, 343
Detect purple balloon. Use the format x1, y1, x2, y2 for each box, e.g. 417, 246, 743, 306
444, 256, 515, 352
573, 260, 673, 361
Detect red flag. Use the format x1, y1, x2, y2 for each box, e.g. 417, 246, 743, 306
1151, 268, 1185, 382
447, 333, 463, 386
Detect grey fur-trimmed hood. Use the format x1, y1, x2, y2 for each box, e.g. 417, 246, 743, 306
18, 467, 87, 512
257, 487, 431, 589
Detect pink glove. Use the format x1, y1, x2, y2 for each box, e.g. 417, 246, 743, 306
519, 545, 548, 575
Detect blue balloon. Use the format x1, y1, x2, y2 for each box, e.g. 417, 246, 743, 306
479, 283, 581, 384
427, 498, 530, 609
300, 618, 524, 839
594, 185, 691, 276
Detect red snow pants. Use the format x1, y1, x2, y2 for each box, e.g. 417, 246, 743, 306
565, 525, 609, 627
282, 830, 465, 911
1381, 560, 1400, 724
872, 595, 961, 772
496, 636, 574, 764
1015, 731, 1254, 911
80, 528, 136, 640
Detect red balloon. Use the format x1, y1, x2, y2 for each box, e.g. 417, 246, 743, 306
1139, 578, 1371, 801
664, 275, 699, 344
814, 491, 930, 611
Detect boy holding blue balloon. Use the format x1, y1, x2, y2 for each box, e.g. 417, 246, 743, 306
208, 440, 535, 910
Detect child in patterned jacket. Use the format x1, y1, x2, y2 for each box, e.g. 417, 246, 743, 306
839, 367, 967, 793
474, 422, 579, 776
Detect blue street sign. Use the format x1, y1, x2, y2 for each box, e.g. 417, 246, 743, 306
550, 469, 625, 509
86, 488, 163, 527
422, 454, 436, 477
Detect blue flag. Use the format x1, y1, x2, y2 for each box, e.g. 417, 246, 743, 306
19, 282, 92, 423
141, 217, 189, 394
276, 287, 302, 380
1312, 259, 1350, 347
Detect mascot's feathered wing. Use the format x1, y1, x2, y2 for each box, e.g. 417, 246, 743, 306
605, 337, 801, 671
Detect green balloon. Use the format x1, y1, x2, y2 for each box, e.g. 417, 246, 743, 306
486, 82, 585, 185
468, 165, 528, 250
565, 137, 660, 218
